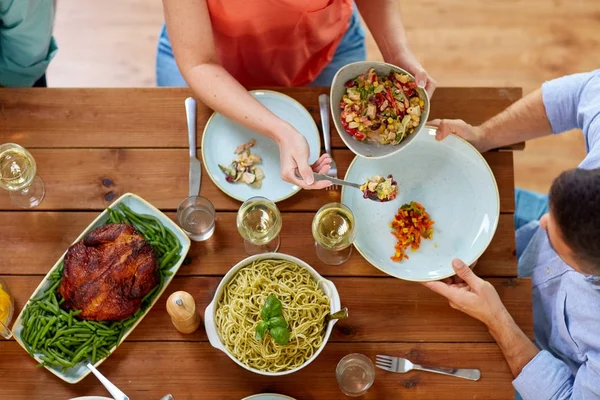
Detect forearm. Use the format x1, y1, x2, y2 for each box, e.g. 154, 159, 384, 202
355, 0, 410, 61
488, 309, 539, 377
183, 63, 288, 143
477, 89, 552, 151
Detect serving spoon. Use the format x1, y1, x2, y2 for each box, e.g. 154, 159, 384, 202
87, 363, 129, 400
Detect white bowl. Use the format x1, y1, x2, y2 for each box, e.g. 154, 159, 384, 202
341, 131, 500, 281
204, 253, 341, 376
330, 61, 431, 159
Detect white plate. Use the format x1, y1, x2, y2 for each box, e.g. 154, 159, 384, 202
342, 131, 499, 281
201, 90, 321, 203
12, 193, 191, 383
242, 394, 297, 400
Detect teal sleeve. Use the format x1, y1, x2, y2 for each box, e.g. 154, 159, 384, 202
0, 0, 57, 87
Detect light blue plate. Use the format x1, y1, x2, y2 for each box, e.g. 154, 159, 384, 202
242, 395, 296, 400
202, 90, 321, 203
341, 129, 499, 282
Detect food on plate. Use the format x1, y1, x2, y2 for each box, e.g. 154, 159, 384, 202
389, 201, 434, 262
59, 224, 159, 321
360, 175, 398, 202
19, 204, 182, 371
339, 68, 424, 145
215, 259, 330, 372
219, 139, 265, 187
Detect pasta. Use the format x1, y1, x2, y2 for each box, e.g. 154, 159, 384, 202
215, 259, 330, 372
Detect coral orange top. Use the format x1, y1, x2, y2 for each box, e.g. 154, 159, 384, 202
207, 0, 353, 87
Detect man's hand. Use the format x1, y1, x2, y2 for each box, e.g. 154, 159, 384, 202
423, 259, 507, 327
428, 119, 488, 153
277, 126, 332, 190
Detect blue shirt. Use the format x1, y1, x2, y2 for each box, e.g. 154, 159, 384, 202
0, 0, 57, 87
513, 70, 600, 399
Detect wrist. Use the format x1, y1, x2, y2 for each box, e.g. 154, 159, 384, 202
474, 125, 492, 152
266, 120, 300, 146
486, 307, 514, 337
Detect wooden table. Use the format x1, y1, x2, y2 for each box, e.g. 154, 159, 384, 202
0, 87, 532, 400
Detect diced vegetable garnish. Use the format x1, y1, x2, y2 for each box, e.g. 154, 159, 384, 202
340, 68, 425, 145
389, 201, 434, 262
219, 139, 264, 188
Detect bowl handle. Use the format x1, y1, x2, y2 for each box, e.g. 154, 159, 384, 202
203, 299, 223, 350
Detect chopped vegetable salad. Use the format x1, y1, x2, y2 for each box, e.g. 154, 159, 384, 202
340, 68, 424, 145
390, 201, 434, 262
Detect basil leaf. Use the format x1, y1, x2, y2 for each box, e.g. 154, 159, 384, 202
270, 326, 290, 346
268, 316, 287, 329
255, 321, 268, 341
261, 294, 282, 321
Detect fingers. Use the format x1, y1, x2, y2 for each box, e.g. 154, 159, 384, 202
430, 119, 452, 142
297, 159, 315, 186
425, 76, 436, 98
414, 69, 428, 91
452, 258, 479, 286
422, 281, 455, 299
312, 154, 332, 172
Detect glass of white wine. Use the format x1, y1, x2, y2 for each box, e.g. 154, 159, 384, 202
236, 196, 282, 255
0, 143, 45, 209
312, 202, 356, 265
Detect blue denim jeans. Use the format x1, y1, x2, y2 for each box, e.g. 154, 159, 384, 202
156, 4, 366, 87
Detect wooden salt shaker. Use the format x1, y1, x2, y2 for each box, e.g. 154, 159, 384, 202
166, 291, 201, 334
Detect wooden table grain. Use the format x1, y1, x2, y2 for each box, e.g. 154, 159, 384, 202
0, 87, 530, 400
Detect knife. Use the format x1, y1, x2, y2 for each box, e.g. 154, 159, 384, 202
186, 97, 201, 197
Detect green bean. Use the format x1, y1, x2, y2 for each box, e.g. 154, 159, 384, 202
159, 246, 179, 269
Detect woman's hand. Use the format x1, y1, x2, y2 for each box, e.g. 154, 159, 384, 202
387, 49, 436, 98
277, 125, 332, 190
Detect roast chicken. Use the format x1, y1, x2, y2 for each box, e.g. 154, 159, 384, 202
58, 223, 158, 321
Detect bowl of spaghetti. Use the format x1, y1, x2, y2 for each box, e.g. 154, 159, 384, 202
204, 253, 342, 376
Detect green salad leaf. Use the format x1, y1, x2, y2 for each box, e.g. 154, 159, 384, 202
255, 294, 290, 346
269, 326, 290, 346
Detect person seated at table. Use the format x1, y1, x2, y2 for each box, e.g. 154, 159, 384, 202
0, 0, 57, 88
423, 69, 600, 399
158, 0, 435, 190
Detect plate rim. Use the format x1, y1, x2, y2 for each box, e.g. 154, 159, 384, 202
200, 89, 321, 203
341, 133, 500, 282
242, 394, 297, 400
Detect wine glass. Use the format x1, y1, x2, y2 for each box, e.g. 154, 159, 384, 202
236, 196, 282, 255
312, 202, 356, 265
0, 143, 45, 208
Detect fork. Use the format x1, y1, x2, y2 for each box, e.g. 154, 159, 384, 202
376, 355, 481, 381
319, 93, 338, 190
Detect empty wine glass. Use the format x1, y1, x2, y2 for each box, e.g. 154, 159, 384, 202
0, 143, 45, 208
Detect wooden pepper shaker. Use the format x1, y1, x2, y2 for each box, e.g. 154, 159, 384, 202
166, 291, 201, 334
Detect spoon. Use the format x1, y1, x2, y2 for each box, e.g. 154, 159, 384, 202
294, 171, 381, 201
86, 363, 129, 400
328, 307, 349, 321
